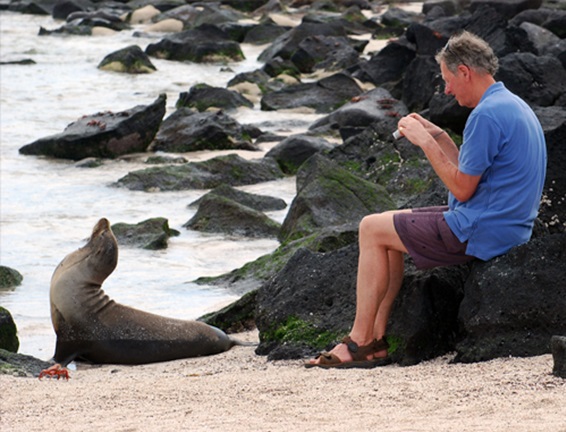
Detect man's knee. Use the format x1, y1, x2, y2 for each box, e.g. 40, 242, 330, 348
359, 209, 407, 238
360, 212, 391, 235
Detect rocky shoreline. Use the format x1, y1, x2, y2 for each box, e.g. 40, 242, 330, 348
1, 0, 566, 376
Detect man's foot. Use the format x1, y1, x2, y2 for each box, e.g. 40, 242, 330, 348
305, 336, 389, 369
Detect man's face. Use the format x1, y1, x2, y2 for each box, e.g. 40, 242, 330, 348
440, 61, 472, 107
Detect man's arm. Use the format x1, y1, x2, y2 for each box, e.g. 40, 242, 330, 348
399, 115, 481, 202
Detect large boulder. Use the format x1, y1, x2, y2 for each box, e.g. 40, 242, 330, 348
279, 154, 396, 243
149, 108, 258, 153
260, 72, 363, 113
145, 24, 244, 62
254, 244, 471, 363
114, 153, 285, 191
455, 233, 566, 362
184, 194, 281, 238
19, 94, 166, 160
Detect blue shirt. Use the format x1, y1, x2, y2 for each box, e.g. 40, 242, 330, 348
444, 82, 547, 261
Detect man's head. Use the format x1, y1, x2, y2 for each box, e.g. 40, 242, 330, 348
436, 31, 498, 108
435, 31, 499, 75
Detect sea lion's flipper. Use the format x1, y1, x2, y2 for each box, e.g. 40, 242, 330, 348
53, 339, 82, 367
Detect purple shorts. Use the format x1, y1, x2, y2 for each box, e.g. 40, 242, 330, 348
393, 206, 475, 270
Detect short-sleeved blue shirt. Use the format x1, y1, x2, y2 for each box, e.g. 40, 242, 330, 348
444, 82, 547, 261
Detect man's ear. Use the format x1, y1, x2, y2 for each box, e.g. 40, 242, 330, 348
458, 64, 471, 80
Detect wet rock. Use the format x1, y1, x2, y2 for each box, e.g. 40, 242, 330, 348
98, 45, 157, 74
149, 108, 258, 153
258, 21, 348, 63
19, 94, 166, 160
114, 153, 285, 191
175, 83, 253, 112
265, 133, 335, 174
145, 24, 244, 62
111, 218, 180, 250
0, 307, 19, 353
260, 72, 363, 113
0, 266, 23, 289
290, 35, 361, 73
188, 184, 287, 212
184, 194, 281, 238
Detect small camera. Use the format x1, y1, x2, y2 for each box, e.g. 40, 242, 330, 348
392, 129, 403, 140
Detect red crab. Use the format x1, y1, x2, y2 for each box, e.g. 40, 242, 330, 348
38, 364, 70, 381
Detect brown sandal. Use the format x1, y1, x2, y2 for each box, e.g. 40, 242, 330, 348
305, 336, 390, 369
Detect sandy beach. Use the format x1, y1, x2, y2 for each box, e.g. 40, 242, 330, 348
1, 330, 564, 432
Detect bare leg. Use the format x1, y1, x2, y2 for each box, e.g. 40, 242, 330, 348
373, 249, 404, 358
309, 210, 408, 365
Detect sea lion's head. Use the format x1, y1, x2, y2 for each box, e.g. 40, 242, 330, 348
81, 218, 118, 284
51, 218, 118, 288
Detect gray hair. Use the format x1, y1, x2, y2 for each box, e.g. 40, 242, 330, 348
435, 31, 499, 75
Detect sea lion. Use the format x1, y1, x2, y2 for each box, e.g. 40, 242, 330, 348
47, 217, 248, 368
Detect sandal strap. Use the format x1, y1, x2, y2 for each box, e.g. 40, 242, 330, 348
341, 336, 374, 362
342, 336, 389, 362
372, 337, 389, 352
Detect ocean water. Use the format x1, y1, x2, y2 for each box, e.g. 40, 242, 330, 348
0, 11, 324, 360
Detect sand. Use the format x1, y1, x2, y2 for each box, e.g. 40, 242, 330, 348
1, 330, 564, 432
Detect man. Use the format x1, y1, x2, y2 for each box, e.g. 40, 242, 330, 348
306, 31, 547, 368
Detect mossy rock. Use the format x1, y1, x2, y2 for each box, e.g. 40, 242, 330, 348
111, 217, 180, 250
0, 266, 23, 289
98, 45, 157, 74
188, 184, 287, 212
279, 154, 396, 242
0, 349, 52, 378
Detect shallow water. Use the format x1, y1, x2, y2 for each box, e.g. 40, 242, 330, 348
0, 11, 325, 359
